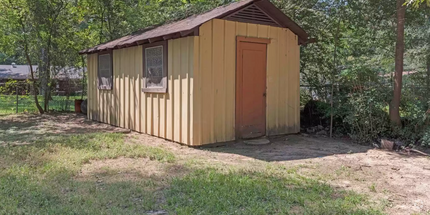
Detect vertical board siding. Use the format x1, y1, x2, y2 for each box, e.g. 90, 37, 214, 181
198, 21, 214, 144
194, 19, 300, 145
173, 39, 181, 142
166, 43, 174, 140
87, 20, 300, 147
87, 54, 92, 120
135, 50, 141, 133
114, 53, 120, 127
267, 26, 280, 132
129, 52, 136, 131
86, 37, 195, 145
278, 28, 287, 134
181, 40, 190, 144
212, 19, 225, 143
224, 21, 236, 141
192, 36, 201, 145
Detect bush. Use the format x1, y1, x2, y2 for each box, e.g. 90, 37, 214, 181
300, 90, 313, 107
301, 67, 430, 147
420, 128, 430, 147
341, 89, 391, 144
301, 100, 331, 128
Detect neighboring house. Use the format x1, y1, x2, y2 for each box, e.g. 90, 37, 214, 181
0, 64, 37, 81
0, 64, 37, 94
80, 0, 308, 146
0, 64, 84, 95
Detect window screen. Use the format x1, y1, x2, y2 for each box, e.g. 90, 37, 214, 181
98, 54, 112, 90
145, 46, 164, 88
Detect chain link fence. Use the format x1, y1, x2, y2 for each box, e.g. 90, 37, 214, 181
0, 81, 86, 115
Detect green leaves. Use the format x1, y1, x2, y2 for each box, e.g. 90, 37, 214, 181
0, 0, 232, 66
406, 0, 430, 7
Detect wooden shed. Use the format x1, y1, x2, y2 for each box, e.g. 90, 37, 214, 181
80, 0, 308, 146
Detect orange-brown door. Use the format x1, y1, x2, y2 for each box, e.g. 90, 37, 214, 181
236, 37, 269, 139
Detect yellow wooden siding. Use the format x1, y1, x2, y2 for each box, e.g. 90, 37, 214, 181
87, 19, 300, 147
87, 37, 195, 145
194, 19, 300, 145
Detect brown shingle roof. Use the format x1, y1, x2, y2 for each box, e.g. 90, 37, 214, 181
80, 0, 308, 55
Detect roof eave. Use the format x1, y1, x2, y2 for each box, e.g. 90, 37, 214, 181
79, 29, 199, 55
254, 0, 308, 44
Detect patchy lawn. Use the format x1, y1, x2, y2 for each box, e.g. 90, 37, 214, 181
0, 114, 427, 214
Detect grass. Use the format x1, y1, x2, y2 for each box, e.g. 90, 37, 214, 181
166, 169, 384, 215
0, 95, 85, 114
369, 183, 377, 193
0, 133, 175, 214
0, 125, 385, 214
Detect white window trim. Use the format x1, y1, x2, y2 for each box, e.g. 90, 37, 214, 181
98, 52, 113, 90
142, 41, 168, 93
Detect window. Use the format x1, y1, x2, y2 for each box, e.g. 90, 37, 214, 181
98, 52, 113, 90
143, 41, 167, 93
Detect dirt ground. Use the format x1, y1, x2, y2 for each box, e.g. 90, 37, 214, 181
1, 113, 430, 214
133, 134, 430, 215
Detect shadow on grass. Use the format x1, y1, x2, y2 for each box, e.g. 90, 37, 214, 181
0, 113, 127, 146
203, 135, 373, 162
0, 133, 175, 171
0, 165, 384, 215
0, 172, 159, 214
0, 132, 177, 214
0, 132, 383, 214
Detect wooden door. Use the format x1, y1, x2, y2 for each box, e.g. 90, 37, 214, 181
236, 37, 269, 139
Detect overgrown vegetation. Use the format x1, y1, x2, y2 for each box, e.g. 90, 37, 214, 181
289, 0, 430, 145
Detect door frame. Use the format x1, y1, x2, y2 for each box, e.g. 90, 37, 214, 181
235, 36, 271, 139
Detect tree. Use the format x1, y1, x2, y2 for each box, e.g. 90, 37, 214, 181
28, 0, 72, 112
0, 0, 44, 114
1, 0, 90, 114
390, 0, 406, 126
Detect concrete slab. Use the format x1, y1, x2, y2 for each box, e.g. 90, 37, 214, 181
244, 137, 270, 145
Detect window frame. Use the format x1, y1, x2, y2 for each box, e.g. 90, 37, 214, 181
97, 50, 113, 90
142, 41, 168, 93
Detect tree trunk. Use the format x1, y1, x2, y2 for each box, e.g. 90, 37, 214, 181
25, 50, 44, 114
42, 50, 49, 112
330, 18, 341, 138
389, 0, 406, 126
330, 2, 344, 138
99, 5, 104, 44
18, 12, 43, 114
427, 56, 430, 92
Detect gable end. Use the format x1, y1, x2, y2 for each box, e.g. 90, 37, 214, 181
224, 4, 280, 27
80, 0, 309, 55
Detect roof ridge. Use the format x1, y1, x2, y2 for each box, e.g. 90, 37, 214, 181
138, 0, 254, 28
80, 0, 309, 55
82, 0, 254, 54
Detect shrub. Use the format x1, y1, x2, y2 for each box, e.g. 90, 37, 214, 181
341, 90, 391, 144
301, 100, 331, 128
420, 128, 430, 147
